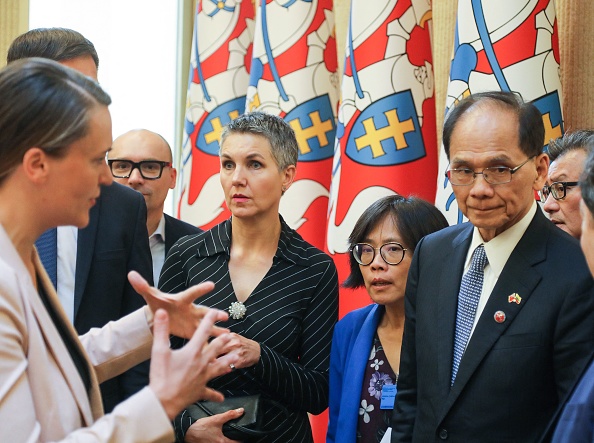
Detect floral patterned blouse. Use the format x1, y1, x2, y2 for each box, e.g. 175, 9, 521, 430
357, 334, 398, 442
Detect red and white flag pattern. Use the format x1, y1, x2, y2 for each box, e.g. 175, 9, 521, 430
434, 0, 564, 225
326, 0, 438, 317
246, 0, 339, 250
177, 0, 255, 229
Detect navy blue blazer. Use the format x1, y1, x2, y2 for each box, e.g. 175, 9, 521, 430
392, 209, 594, 442
550, 355, 594, 442
74, 182, 153, 412
328, 303, 384, 443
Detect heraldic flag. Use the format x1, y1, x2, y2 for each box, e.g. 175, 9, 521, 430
246, 0, 339, 251
435, 0, 564, 225
177, 0, 255, 229
327, 0, 437, 318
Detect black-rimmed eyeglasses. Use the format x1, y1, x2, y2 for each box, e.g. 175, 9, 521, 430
538, 181, 579, 201
351, 242, 408, 266
108, 159, 172, 180
445, 156, 535, 186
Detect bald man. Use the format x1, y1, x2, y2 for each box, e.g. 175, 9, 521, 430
108, 130, 201, 285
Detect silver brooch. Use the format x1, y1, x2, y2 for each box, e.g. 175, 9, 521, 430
228, 301, 247, 320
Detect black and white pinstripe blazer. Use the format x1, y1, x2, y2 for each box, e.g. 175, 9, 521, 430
161, 217, 339, 443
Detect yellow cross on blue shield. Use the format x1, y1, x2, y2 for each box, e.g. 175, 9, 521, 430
345, 90, 425, 166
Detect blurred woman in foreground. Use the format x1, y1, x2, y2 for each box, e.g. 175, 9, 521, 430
0, 58, 238, 442
327, 195, 448, 443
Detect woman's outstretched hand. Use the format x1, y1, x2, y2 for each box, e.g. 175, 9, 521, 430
128, 270, 227, 339
149, 308, 239, 420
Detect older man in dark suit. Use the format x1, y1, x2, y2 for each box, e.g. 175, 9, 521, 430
391, 91, 594, 442
108, 129, 202, 286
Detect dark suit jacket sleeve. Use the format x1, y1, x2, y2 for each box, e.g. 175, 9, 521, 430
391, 237, 424, 443
552, 277, 594, 400
118, 190, 153, 400
541, 281, 594, 443
251, 258, 339, 415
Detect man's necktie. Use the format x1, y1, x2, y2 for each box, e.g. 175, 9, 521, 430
451, 244, 488, 385
36, 228, 58, 289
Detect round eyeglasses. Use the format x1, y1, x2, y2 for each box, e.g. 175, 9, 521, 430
446, 156, 535, 186
539, 181, 579, 201
108, 159, 172, 180
351, 242, 408, 266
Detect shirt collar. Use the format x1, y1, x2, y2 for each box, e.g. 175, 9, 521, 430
149, 214, 166, 246
467, 201, 537, 277
195, 216, 309, 267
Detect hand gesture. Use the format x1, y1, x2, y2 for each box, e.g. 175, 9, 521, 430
149, 308, 238, 420
128, 270, 227, 339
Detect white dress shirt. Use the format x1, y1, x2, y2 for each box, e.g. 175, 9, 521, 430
56, 226, 78, 323
464, 201, 537, 340
149, 215, 166, 287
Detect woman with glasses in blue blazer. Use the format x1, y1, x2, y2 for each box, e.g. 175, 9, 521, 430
327, 195, 447, 443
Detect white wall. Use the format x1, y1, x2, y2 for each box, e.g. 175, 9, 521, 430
29, 0, 179, 213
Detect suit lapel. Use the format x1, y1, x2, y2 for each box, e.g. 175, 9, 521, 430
344, 305, 383, 385
441, 211, 546, 417
436, 226, 473, 395
164, 214, 174, 254
31, 251, 102, 424
341, 305, 383, 438
75, 198, 100, 318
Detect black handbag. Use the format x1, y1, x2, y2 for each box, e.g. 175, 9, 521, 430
186, 394, 289, 442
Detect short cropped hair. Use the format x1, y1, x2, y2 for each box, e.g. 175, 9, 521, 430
7, 27, 99, 68
220, 112, 299, 170
343, 195, 449, 289
547, 130, 594, 163
580, 138, 594, 218
443, 91, 544, 160
0, 58, 111, 185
